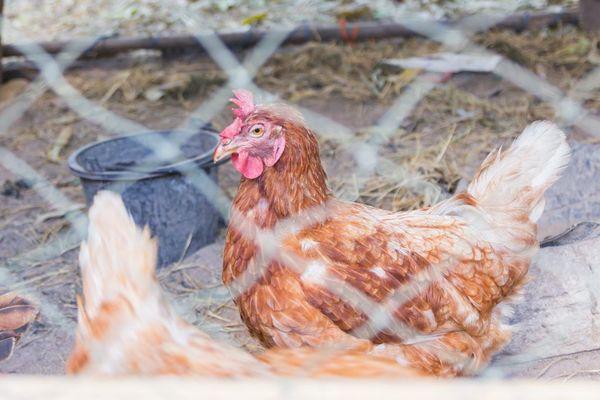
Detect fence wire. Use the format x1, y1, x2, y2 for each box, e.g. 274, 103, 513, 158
0, 1, 598, 377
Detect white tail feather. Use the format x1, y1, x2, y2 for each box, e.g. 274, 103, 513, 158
467, 120, 571, 223
79, 191, 159, 320
72, 191, 268, 376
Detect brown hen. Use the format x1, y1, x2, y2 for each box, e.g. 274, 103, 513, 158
67, 191, 423, 378
213, 90, 571, 377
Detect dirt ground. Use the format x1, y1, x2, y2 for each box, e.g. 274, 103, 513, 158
3, 0, 578, 42
0, 22, 598, 375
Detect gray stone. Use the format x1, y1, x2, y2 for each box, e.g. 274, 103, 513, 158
0, 326, 74, 374
457, 141, 600, 240
540, 221, 600, 248
491, 225, 600, 378
537, 142, 600, 239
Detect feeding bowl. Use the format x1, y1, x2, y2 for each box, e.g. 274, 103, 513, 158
68, 128, 224, 268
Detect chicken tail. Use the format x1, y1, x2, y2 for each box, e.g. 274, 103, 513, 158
467, 121, 570, 222
462, 121, 570, 250
69, 191, 274, 377
78, 191, 160, 319
68, 191, 162, 373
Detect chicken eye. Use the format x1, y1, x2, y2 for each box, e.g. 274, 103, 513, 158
249, 125, 264, 138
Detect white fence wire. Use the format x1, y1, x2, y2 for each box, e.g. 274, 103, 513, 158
0, 1, 598, 377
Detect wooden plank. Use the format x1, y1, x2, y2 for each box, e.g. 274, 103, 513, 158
0, 0, 4, 84
1, 376, 600, 400
1, 10, 579, 60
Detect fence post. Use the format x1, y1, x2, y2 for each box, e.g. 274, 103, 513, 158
0, 0, 4, 84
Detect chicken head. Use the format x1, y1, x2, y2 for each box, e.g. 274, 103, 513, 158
213, 90, 286, 179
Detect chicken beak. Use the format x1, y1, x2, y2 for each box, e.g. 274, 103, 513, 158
213, 142, 238, 163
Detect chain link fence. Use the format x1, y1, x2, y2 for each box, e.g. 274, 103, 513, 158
0, 0, 598, 377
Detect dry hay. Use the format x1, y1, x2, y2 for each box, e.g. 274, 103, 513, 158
254, 24, 597, 210
4, 0, 577, 43
255, 39, 440, 102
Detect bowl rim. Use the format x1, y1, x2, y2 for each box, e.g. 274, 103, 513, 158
68, 128, 226, 181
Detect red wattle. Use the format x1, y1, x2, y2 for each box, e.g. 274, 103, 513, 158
232, 151, 264, 179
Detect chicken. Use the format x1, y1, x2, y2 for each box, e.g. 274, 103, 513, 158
67, 191, 424, 378
212, 90, 571, 376
0, 292, 38, 362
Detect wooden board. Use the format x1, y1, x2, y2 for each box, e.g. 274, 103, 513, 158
1, 376, 600, 400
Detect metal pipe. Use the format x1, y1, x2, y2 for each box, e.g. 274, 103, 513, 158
2, 9, 578, 61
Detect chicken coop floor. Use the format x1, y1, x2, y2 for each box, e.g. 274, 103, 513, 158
0, 24, 598, 377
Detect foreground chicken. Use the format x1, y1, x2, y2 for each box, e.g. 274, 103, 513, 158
67, 191, 424, 377
212, 90, 571, 376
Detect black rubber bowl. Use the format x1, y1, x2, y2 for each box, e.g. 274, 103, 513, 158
68, 128, 223, 268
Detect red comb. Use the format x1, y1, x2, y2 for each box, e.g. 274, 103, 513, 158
230, 89, 255, 119
220, 117, 242, 139
218, 90, 255, 139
